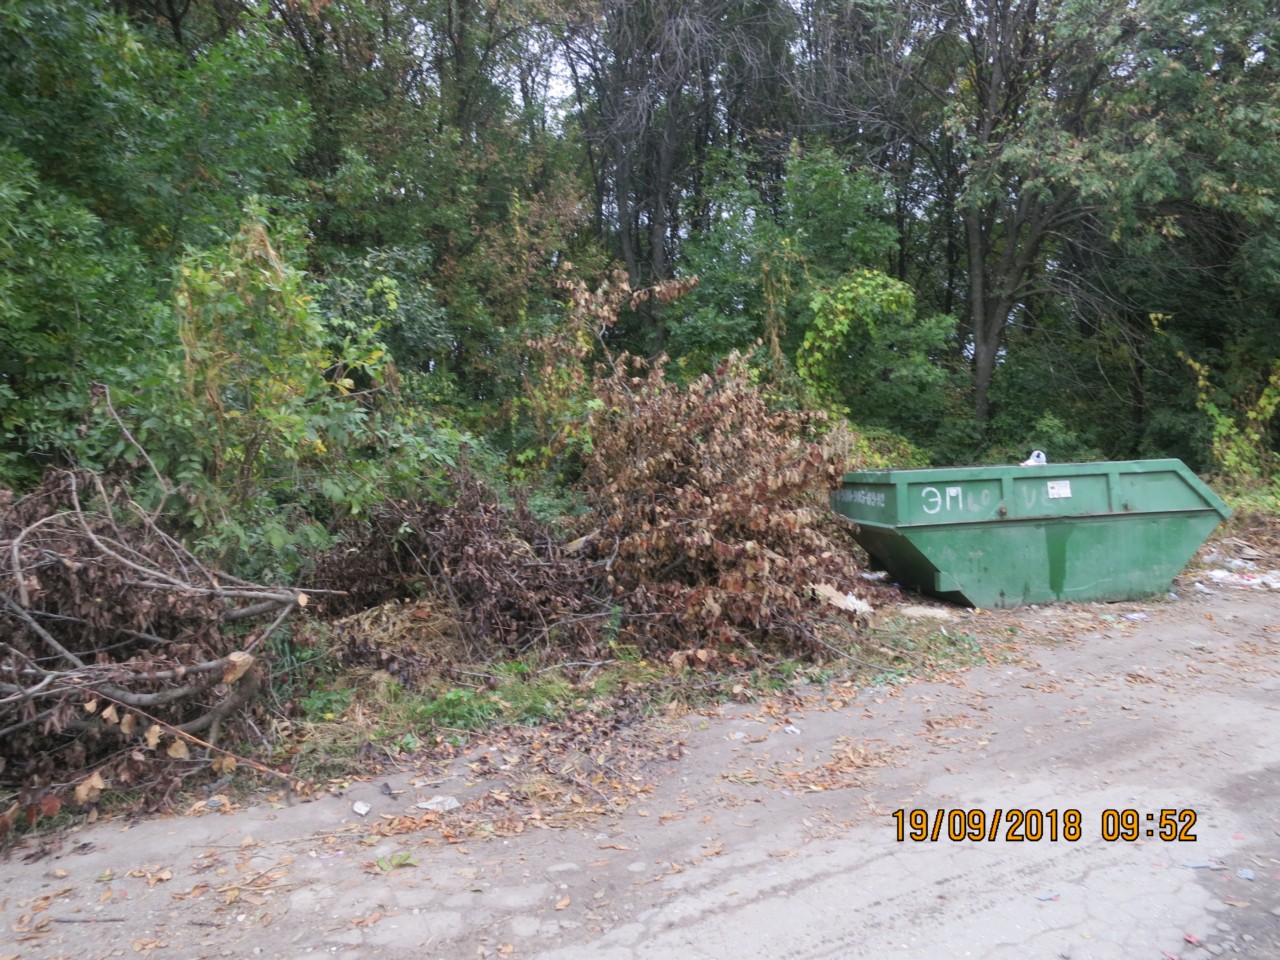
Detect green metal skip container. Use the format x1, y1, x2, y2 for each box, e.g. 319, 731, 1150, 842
831, 459, 1230, 608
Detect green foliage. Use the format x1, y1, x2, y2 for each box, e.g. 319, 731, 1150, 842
668, 146, 897, 374
1180, 350, 1280, 482
390, 668, 572, 733
167, 210, 357, 501
375, 852, 419, 872
299, 686, 356, 721
0, 147, 159, 484
411, 687, 503, 731
801, 268, 956, 437
982, 413, 1104, 467
0, 0, 305, 491
99, 207, 473, 580
1221, 475, 1280, 521
835, 423, 932, 471
2, 0, 303, 257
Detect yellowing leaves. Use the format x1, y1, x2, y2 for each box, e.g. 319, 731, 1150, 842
74, 770, 107, 806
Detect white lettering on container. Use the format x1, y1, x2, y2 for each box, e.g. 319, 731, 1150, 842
838, 487, 886, 508
921, 486, 942, 514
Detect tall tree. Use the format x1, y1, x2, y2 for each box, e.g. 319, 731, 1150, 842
556, 0, 796, 351
797, 0, 1144, 425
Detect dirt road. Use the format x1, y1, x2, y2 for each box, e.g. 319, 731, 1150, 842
4, 587, 1279, 960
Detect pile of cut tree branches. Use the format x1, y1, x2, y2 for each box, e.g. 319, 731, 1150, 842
0, 471, 313, 833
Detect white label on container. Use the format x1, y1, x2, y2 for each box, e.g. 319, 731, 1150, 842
1046, 480, 1072, 499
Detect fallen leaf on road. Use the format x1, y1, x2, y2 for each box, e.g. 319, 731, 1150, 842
554, 897, 571, 910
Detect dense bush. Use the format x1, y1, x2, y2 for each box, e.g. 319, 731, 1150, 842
581, 352, 864, 654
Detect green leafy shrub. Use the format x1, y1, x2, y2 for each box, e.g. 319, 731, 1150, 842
800, 268, 956, 440
982, 413, 1104, 466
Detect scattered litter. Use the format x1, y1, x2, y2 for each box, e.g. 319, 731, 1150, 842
858, 570, 890, 581
844, 592, 874, 616
416, 795, 461, 812
1236, 868, 1255, 881
1184, 934, 1202, 946
1033, 890, 1061, 901
1122, 612, 1150, 621
351, 801, 372, 817
1202, 568, 1280, 590
1193, 582, 1216, 595
783, 725, 801, 736
810, 582, 874, 615
1161, 952, 1180, 960
1181, 860, 1213, 869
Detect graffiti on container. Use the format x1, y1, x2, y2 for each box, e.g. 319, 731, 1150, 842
920, 485, 994, 515
837, 487, 886, 508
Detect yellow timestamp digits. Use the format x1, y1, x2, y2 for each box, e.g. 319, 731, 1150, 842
892, 808, 1200, 842
1100, 808, 1197, 841
892, 808, 1083, 842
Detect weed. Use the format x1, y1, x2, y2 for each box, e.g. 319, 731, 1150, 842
410, 688, 501, 730
298, 686, 355, 720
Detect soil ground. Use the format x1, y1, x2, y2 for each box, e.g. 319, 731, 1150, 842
4, 580, 1279, 960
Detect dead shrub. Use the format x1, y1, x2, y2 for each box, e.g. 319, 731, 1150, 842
309, 470, 608, 661
581, 352, 864, 654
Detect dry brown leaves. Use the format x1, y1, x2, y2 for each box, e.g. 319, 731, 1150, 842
348, 695, 680, 843
310, 470, 608, 664
0, 471, 310, 832
582, 351, 867, 655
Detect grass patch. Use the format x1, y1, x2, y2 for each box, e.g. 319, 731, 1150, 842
270, 607, 1002, 790
860, 620, 988, 681
281, 654, 670, 781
